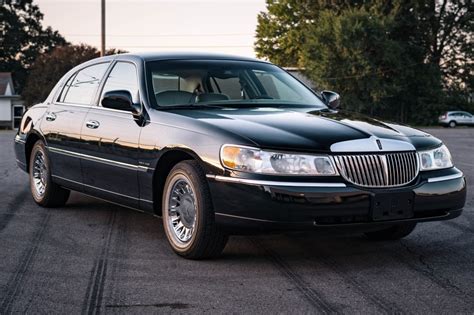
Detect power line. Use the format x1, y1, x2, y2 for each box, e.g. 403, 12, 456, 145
62, 33, 255, 37
104, 45, 253, 48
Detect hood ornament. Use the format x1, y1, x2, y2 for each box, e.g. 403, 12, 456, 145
376, 139, 383, 150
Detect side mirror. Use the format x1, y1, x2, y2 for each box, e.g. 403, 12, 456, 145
321, 90, 340, 110
101, 90, 140, 113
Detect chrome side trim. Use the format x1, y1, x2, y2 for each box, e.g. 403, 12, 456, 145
48, 147, 155, 172
215, 212, 281, 223
53, 174, 139, 200
16, 159, 26, 166
52, 175, 155, 205
14, 138, 26, 144
427, 173, 464, 183
206, 174, 347, 187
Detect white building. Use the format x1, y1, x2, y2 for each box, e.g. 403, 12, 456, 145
0, 73, 24, 129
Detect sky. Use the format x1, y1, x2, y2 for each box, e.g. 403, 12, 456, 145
35, 0, 267, 57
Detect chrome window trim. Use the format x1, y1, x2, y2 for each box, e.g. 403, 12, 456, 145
53, 102, 92, 109
427, 173, 464, 183
53, 101, 136, 115
48, 146, 155, 172
206, 174, 346, 187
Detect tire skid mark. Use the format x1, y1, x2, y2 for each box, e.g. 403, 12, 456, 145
107, 211, 130, 306
442, 221, 474, 234
81, 211, 117, 315
0, 211, 51, 314
0, 186, 31, 233
288, 236, 405, 314
396, 240, 471, 300
319, 256, 403, 314
250, 237, 340, 314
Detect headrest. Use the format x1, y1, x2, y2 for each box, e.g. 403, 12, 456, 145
155, 91, 193, 106
197, 93, 230, 103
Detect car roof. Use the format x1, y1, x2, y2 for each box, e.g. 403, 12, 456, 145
86, 51, 270, 64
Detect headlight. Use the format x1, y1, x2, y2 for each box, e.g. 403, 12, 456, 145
220, 145, 338, 175
418, 144, 453, 171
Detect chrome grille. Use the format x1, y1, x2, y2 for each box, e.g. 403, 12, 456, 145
334, 152, 419, 187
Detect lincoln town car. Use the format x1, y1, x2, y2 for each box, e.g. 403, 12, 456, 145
14, 53, 466, 259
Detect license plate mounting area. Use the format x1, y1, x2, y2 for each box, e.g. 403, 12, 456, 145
371, 192, 414, 221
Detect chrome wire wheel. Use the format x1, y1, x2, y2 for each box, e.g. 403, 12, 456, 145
32, 150, 48, 197
166, 176, 197, 246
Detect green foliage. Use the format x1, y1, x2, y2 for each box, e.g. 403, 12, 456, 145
22, 44, 127, 106
255, 0, 473, 125
0, 0, 67, 93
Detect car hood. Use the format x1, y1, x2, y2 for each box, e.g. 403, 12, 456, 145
167, 106, 441, 152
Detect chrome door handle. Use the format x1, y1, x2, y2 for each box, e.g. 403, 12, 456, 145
45, 112, 57, 121
85, 120, 100, 129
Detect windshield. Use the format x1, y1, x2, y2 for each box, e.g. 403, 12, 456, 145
145, 59, 326, 109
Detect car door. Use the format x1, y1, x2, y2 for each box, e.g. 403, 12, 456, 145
41, 62, 110, 187
462, 112, 473, 125
80, 61, 142, 208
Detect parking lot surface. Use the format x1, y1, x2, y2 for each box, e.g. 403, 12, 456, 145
0, 128, 473, 314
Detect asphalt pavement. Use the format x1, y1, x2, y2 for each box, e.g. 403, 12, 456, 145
0, 128, 473, 314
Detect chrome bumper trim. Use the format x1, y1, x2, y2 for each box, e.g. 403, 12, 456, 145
427, 173, 464, 183
206, 175, 347, 188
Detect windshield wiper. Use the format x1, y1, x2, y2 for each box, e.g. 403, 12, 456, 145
158, 103, 227, 110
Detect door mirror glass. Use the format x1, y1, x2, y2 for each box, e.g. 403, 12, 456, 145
101, 90, 137, 112
321, 90, 340, 110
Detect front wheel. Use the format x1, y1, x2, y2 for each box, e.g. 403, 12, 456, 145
29, 140, 70, 207
364, 223, 417, 240
162, 160, 228, 259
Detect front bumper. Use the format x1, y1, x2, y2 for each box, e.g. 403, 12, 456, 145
207, 167, 466, 232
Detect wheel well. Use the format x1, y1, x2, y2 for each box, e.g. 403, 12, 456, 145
25, 134, 41, 173
152, 150, 196, 216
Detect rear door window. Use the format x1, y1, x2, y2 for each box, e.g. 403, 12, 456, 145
61, 63, 110, 105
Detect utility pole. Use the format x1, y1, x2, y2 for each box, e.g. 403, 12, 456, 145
101, 0, 106, 56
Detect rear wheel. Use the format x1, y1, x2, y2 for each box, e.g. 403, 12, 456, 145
364, 223, 417, 240
29, 140, 70, 207
162, 160, 228, 259
449, 121, 457, 128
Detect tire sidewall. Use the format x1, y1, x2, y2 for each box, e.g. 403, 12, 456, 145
162, 162, 208, 254
29, 141, 52, 205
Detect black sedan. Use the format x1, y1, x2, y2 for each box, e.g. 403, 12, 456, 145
14, 52, 466, 259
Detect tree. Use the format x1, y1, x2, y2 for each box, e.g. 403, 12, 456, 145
255, 0, 473, 125
22, 44, 127, 106
255, 0, 368, 66
425, 0, 473, 91
0, 0, 67, 93
300, 7, 407, 117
